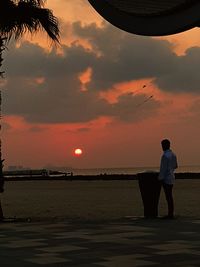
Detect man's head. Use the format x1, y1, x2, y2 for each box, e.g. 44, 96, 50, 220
161, 139, 170, 151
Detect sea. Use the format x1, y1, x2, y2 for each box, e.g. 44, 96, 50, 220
67, 166, 200, 176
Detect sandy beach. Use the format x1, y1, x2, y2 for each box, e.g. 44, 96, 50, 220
1, 179, 200, 221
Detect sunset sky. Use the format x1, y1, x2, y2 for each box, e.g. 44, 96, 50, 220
1, 0, 200, 170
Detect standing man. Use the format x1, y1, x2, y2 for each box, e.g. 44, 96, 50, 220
159, 139, 178, 219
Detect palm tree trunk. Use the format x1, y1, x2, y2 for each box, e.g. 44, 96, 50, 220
0, 36, 5, 175
0, 36, 6, 221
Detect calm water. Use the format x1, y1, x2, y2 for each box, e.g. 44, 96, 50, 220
69, 166, 200, 176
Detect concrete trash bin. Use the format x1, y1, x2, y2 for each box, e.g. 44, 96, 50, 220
137, 172, 161, 218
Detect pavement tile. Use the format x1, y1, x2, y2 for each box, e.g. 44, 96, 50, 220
27, 256, 70, 265
0, 217, 200, 266
99, 255, 156, 267
38, 244, 88, 252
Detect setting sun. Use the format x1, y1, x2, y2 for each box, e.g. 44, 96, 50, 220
74, 148, 83, 156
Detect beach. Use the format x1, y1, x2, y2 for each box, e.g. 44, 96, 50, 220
1, 179, 200, 221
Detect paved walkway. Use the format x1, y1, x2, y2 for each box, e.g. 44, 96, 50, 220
0, 217, 200, 266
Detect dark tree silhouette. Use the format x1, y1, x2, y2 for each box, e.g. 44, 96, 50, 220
0, 0, 60, 220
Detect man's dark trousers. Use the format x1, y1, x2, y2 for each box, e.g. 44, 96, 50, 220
162, 183, 174, 217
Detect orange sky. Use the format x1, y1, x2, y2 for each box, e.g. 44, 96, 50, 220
1, 0, 200, 170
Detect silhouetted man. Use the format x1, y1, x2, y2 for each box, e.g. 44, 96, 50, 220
159, 139, 178, 219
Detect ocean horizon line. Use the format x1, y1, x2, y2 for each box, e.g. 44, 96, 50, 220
5, 165, 200, 176
68, 165, 200, 176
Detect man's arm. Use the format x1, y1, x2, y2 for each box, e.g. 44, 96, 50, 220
174, 154, 178, 169
159, 155, 168, 181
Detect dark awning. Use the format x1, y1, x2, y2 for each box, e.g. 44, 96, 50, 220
88, 0, 200, 36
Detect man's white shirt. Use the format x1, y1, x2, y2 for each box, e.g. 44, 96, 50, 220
159, 149, 178, 184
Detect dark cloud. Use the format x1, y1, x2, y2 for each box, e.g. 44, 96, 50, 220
29, 126, 47, 133
2, 22, 199, 124
2, 71, 159, 123
73, 22, 176, 90
155, 47, 200, 92
73, 22, 200, 93
4, 41, 95, 78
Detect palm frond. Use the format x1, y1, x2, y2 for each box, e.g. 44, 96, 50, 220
0, 0, 59, 43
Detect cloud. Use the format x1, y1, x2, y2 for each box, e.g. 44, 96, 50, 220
4, 41, 95, 78
29, 126, 47, 133
2, 34, 160, 123
2, 22, 199, 124
73, 22, 176, 90
2, 70, 159, 123
155, 47, 200, 92
73, 22, 200, 93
